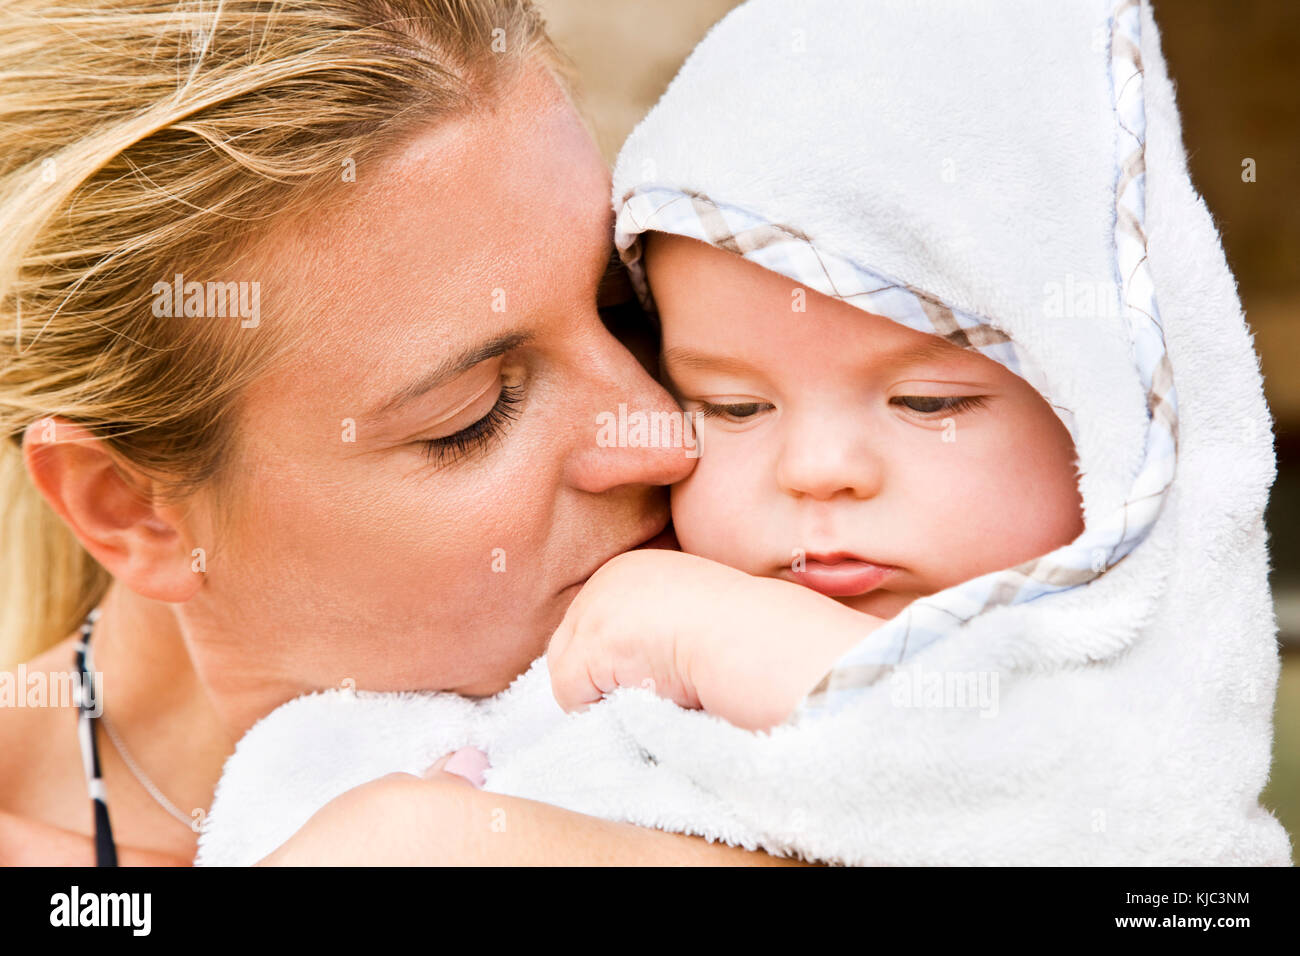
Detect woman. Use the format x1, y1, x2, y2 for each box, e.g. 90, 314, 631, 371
0, 0, 794, 865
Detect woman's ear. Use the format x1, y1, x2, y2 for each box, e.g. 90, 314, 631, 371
22, 417, 204, 604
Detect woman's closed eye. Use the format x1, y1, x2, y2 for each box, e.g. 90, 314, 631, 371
891, 394, 987, 416
418, 382, 524, 466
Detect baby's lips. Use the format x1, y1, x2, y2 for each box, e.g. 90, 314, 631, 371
424, 746, 490, 788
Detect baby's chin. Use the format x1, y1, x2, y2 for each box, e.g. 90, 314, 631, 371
837, 589, 918, 620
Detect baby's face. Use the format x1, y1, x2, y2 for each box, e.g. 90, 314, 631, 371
645, 233, 1084, 619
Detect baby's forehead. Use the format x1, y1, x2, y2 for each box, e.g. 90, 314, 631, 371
661, 324, 993, 383
650, 257, 978, 371
642, 231, 1031, 403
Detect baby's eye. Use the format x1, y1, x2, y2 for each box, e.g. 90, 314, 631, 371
892, 395, 986, 415
696, 400, 773, 423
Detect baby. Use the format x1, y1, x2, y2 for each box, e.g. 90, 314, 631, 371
547, 231, 1085, 731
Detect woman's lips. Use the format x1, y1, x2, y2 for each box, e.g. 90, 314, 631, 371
632, 521, 679, 552
786, 555, 895, 597
561, 517, 676, 595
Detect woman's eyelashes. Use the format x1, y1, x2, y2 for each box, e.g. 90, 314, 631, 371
891, 394, 987, 416
417, 382, 525, 467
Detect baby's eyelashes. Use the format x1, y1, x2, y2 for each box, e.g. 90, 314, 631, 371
689, 395, 987, 420
695, 399, 775, 423
890, 395, 988, 416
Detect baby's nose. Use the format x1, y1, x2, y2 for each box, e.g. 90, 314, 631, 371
776, 426, 884, 501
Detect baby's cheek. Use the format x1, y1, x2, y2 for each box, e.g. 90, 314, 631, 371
926, 410, 1083, 582
669, 457, 762, 572
985, 402, 1085, 552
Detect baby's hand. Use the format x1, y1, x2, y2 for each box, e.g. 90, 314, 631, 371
546, 549, 880, 730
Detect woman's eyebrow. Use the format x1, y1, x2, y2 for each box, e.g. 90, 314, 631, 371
368, 330, 534, 420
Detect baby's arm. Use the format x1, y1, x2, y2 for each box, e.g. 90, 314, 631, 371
546, 548, 880, 730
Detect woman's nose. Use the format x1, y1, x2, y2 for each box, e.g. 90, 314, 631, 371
775, 416, 885, 501
561, 330, 696, 494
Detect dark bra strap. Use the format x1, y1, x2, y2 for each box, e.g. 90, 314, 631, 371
75, 608, 117, 867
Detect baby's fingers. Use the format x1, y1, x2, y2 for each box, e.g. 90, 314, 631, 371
547, 611, 606, 712
548, 652, 610, 713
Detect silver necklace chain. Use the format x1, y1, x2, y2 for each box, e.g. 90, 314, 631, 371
84, 607, 200, 832
99, 712, 197, 831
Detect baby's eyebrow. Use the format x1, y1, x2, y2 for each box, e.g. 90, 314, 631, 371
662, 336, 970, 377
660, 347, 759, 377
888, 336, 973, 368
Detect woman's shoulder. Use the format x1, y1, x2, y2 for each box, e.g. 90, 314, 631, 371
0, 638, 193, 867
0, 808, 189, 866
0, 635, 93, 863
0, 635, 82, 798
0, 806, 93, 865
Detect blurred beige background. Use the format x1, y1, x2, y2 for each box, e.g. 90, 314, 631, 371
537, 0, 741, 163
537, 0, 1300, 862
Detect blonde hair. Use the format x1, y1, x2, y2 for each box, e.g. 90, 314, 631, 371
0, 0, 570, 666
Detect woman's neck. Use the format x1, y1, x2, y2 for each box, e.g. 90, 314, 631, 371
89, 584, 239, 855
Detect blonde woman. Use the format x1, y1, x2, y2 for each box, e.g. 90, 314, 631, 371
0, 0, 793, 865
